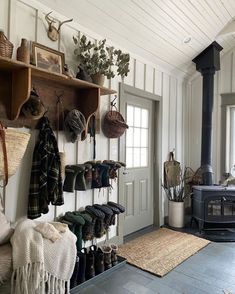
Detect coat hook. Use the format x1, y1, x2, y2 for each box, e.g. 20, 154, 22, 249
55, 90, 64, 103
111, 95, 117, 107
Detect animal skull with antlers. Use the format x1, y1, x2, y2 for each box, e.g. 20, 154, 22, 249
45, 11, 73, 41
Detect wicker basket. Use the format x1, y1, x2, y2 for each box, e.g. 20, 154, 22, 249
0, 31, 13, 58
102, 110, 129, 138
0, 128, 30, 177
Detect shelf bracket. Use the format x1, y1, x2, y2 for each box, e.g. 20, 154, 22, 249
11, 67, 31, 120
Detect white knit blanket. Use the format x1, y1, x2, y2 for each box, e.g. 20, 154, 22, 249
10, 219, 76, 294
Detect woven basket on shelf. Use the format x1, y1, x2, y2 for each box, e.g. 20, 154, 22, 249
102, 110, 129, 138
0, 128, 30, 178
0, 31, 13, 58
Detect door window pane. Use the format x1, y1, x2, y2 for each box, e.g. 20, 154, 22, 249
134, 107, 141, 127
133, 128, 141, 147
126, 127, 133, 147
126, 147, 133, 168
127, 105, 134, 126
133, 148, 141, 167
125, 104, 149, 168
229, 107, 235, 171
141, 129, 148, 147
141, 148, 148, 166
141, 109, 148, 128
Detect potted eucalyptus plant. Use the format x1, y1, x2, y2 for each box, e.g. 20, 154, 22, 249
163, 167, 192, 228
73, 34, 130, 86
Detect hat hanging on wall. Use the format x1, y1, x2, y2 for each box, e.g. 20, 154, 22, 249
102, 97, 128, 139
21, 88, 46, 120
64, 109, 86, 143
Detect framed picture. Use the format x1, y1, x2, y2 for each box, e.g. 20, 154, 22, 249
31, 42, 65, 74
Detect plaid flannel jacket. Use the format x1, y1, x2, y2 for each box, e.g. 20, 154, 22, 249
28, 117, 64, 219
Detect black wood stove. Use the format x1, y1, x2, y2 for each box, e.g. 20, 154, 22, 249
192, 186, 235, 232
190, 42, 235, 233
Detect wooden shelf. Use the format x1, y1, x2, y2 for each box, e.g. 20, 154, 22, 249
0, 56, 116, 140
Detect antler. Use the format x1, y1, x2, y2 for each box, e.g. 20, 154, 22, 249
58, 18, 73, 31
45, 11, 56, 26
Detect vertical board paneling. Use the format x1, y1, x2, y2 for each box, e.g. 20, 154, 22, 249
232, 50, 235, 93
168, 76, 177, 152
155, 70, 163, 96
60, 25, 79, 75
220, 51, 233, 93
176, 79, 183, 164
189, 76, 202, 170
145, 65, 154, 93
15, 1, 37, 46
212, 71, 220, 182
37, 10, 59, 50
124, 57, 135, 86
161, 73, 170, 217
135, 60, 145, 90
0, 0, 9, 34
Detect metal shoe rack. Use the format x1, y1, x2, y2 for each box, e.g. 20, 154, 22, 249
70, 256, 126, 293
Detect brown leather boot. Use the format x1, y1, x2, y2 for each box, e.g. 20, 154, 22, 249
100, 245, 112, 270
110, 244, 118, 266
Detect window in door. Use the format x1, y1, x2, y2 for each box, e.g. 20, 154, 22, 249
228, 106, 235, 172
125, 104, 149, 168
221, 94, 235, 175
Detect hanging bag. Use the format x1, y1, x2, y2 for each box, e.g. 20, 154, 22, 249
164, 152, 181, 188
0, 122, 30, 186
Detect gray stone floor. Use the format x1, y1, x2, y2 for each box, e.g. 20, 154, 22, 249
78, 241, 235, 294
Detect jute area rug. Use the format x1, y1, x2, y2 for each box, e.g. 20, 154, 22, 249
118, 227, 210, 277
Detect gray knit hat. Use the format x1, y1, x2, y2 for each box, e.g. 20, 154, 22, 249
64, 109, 86, 142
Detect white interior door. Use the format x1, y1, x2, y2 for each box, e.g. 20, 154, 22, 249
120, 91, 154, 236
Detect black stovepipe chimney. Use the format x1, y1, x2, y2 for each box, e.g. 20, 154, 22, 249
192, 41, 223, 185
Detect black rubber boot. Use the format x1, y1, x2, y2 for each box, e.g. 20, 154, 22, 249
94, 247, 104, 275
70, 255, 79, 289
74, 164, 86, 190
85, 205, 106, 238
63, 165, 80, 192
108, 201, 126, 213
85, 246, 95, 280
93, 204, 113, 232
104, 204, 120, 226
77, 248, 86, 285
100, 163, 111, 187
84, 163, 92, 190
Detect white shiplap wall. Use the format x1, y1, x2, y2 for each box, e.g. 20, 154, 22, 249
1, 0, 186, 242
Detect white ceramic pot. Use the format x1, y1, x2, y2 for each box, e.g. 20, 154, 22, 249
168, 200, 185, 228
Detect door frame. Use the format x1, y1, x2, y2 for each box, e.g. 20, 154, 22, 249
118, 83, 162, 244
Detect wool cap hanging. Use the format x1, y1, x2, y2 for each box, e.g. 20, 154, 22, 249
64, 109, 86, 143
21, 89, 45, 120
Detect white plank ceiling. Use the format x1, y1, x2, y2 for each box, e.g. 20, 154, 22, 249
38, 0, 235, 75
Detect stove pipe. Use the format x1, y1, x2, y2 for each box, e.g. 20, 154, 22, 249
192, 42, 223, 185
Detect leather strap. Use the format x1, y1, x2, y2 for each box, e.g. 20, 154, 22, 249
169, 151, 175, 162
56, 95, 65, 150
0, 122, 8, 187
